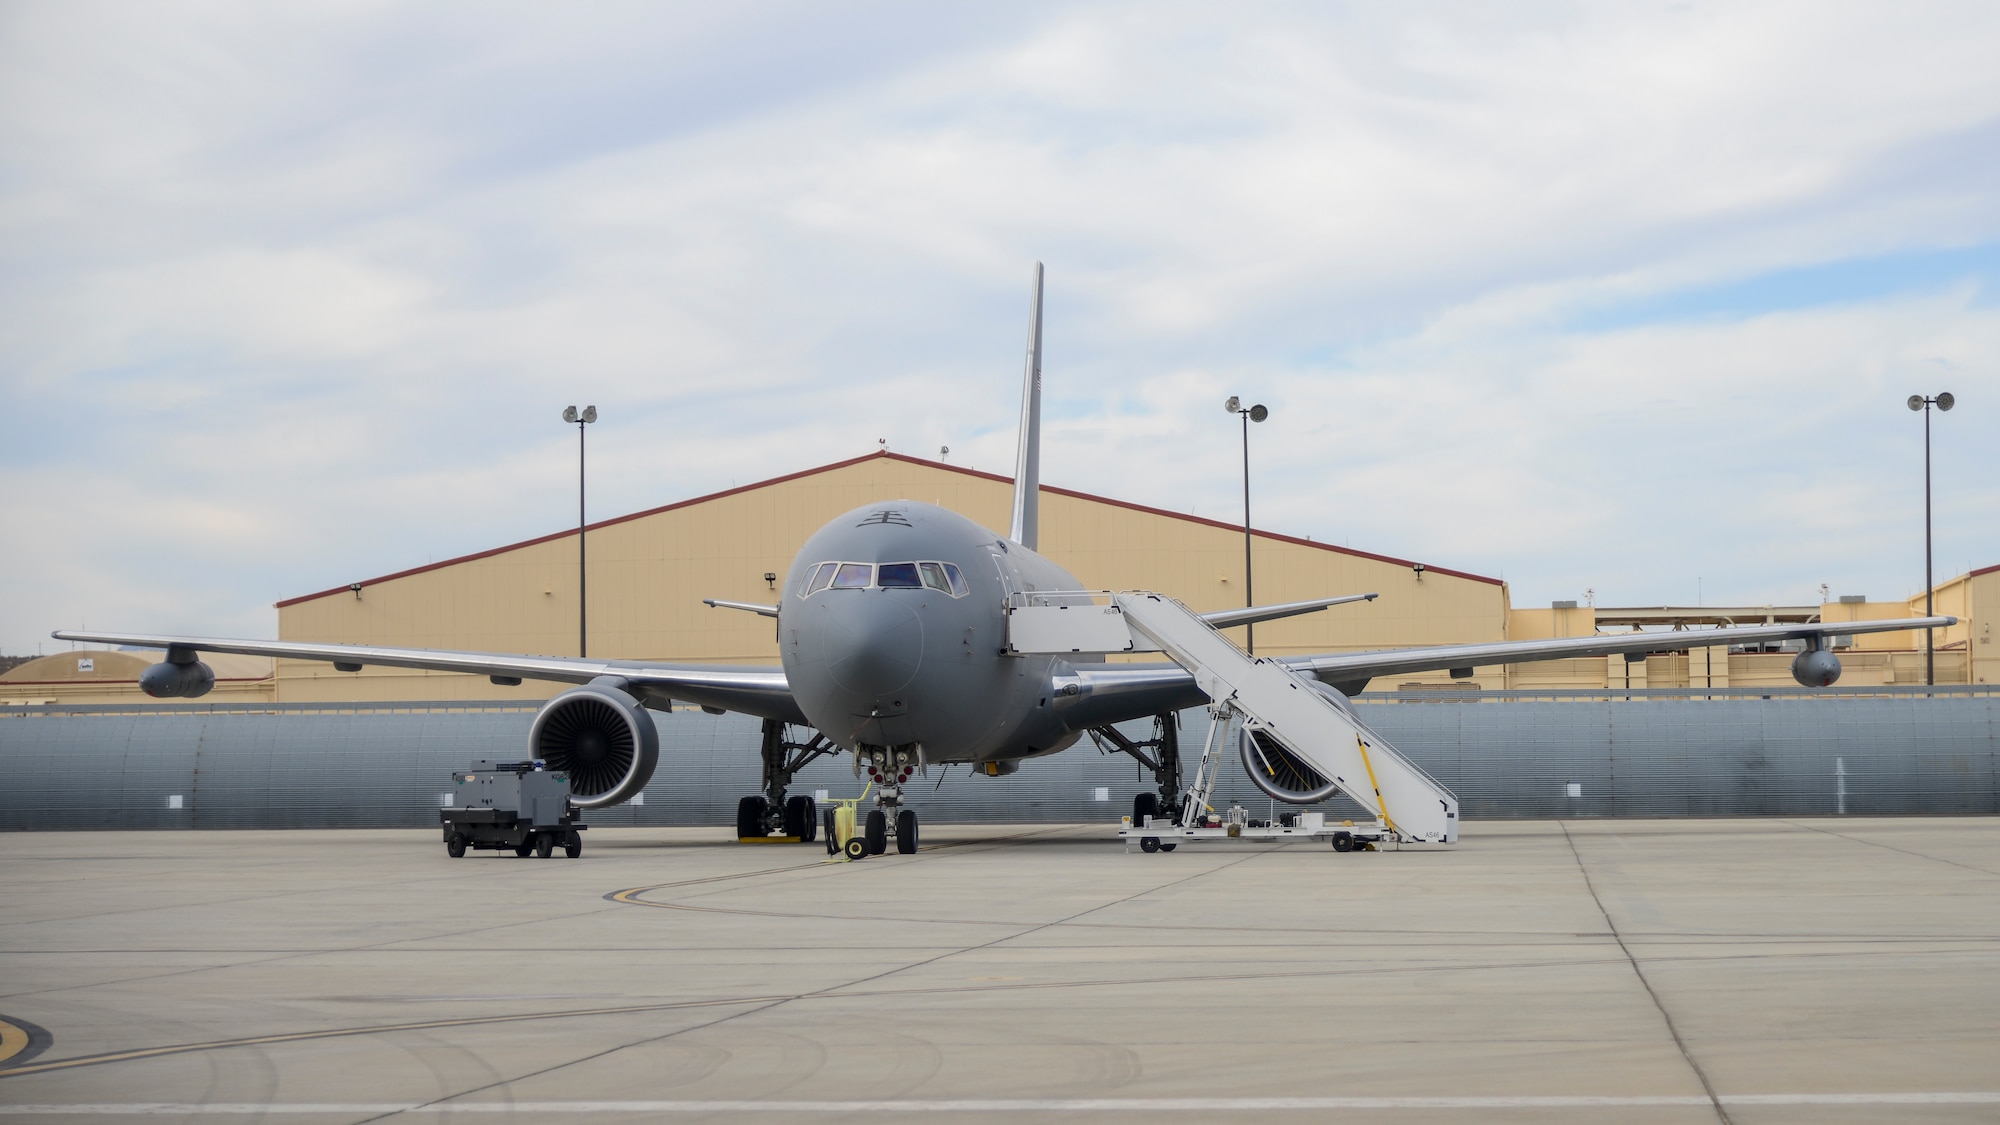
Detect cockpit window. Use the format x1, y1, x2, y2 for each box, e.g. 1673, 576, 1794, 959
877, 562, 923, 588
796, 560, 970, 597
803, 562, 836, 595
918, 561, 951, 593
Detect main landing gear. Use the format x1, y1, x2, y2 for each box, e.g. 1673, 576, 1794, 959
735, 720, 839, 844
1090, 711, 1184, 829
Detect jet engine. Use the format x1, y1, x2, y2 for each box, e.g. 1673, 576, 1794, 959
1791, 647, 1842, 687
527, 681, 660, 808
1238, 726, 1344, 804
139, 656, 215, 698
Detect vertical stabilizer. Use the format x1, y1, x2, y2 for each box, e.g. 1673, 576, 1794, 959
1009, 262, 1044, 549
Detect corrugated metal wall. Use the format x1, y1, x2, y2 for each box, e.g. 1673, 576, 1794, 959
2, 689, 1995, 831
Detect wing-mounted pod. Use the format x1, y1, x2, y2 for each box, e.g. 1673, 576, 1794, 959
528, 676, 660, 808
139, 645, 215, 699
1791, 638, 1842, 687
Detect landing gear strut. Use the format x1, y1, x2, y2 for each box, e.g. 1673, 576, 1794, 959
737, 720, 838, 842
1091, 712, 1183, 826
856, 743, 922, 854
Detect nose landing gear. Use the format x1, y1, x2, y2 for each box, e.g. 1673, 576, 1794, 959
857, 744, 922, 854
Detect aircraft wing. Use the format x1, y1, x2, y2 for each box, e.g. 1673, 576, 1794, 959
1056, 615, 1956, 728
1287, 615, 1956, 687
47, 631, 804, 723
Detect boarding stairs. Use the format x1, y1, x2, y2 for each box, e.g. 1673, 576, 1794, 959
1009, 592, 1458, 844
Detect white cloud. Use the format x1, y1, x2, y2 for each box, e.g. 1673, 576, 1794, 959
3, 1, 1998, 650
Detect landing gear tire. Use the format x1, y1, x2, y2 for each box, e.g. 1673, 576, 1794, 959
896, 809, 918, 854
1332, 831, 1353, 853
563, 830, 583, 859
785, 795, 818, 842
534, 833, 554, 859
445, 834, 466, 858
864, 809, 887, 855
844, 836, 868, 861
1140, 836, 1161, 854
1133, 791, 1159, 827
736, 795, 767, 840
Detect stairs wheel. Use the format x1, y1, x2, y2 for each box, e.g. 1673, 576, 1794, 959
896, 809, 918, 854
1140, 837, 1161, 854
864, 809, 887, 855
1160, 842, 1178, 852
736, 796, 767, 839
1332, 831, 1353, 853
1132, 792, 1159, 827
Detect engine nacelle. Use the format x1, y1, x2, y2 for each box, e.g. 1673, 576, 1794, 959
1238, 727, 1343, 804
139, 660, 215, 699
1792, 648, 1842, 687
528, 681, 660, 808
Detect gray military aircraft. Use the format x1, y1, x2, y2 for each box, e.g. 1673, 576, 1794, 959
56, 264, 1950, 854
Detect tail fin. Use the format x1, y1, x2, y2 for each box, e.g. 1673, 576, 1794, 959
1009, 262, 1044, 549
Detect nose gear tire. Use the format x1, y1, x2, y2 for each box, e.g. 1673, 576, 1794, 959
864, 808, 887, 855
896, 808, 918, 854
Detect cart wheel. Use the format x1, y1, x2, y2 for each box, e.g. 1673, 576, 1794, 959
514, 840, 533, 857
864, 809, 887, 855
563, 830, 582, 859
1140, 836, 1161, 853
1160, 842, 1177, 852
446, 834, 466, 858
1332, 831, 1353, 852
843, 836, 868, 860
534, 833, 554, 859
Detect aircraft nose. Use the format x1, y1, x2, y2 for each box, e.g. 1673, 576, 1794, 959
822, 595, 924, 699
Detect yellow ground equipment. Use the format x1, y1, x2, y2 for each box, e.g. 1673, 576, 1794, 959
823, 785, 871, 861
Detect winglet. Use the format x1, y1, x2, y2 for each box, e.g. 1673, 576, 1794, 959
1009, 262, 1044, 550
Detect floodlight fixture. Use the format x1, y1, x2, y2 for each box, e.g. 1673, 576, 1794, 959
1225, 396, 1272, 652
564, 404, 600, 657
1908, 390, 1957, 686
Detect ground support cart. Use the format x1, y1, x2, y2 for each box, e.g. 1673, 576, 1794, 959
440, 759, 586, 859
1119, 809, 1390, 854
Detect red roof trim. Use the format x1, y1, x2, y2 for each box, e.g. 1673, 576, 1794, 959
1971, 562, 2000, 579
277, 451, 1501, 607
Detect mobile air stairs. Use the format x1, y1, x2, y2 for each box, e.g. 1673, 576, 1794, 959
1008, 591, 1458, 852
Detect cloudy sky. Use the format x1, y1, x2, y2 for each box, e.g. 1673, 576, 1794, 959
3, 1, 1996, 653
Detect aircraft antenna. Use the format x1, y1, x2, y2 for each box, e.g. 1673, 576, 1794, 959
1009, 262, 1044, 550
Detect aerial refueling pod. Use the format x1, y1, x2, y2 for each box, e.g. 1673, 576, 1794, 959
138, 647, 215, 698
527, 679, 660, 808
1791, 646, 1842, 687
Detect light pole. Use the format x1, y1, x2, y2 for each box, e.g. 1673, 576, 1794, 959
1224, 396, 1269, 653
1907, 391, 1954, 687
563, 404, 597, 658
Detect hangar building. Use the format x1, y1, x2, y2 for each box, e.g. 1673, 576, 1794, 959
8, 451, 1992, 705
